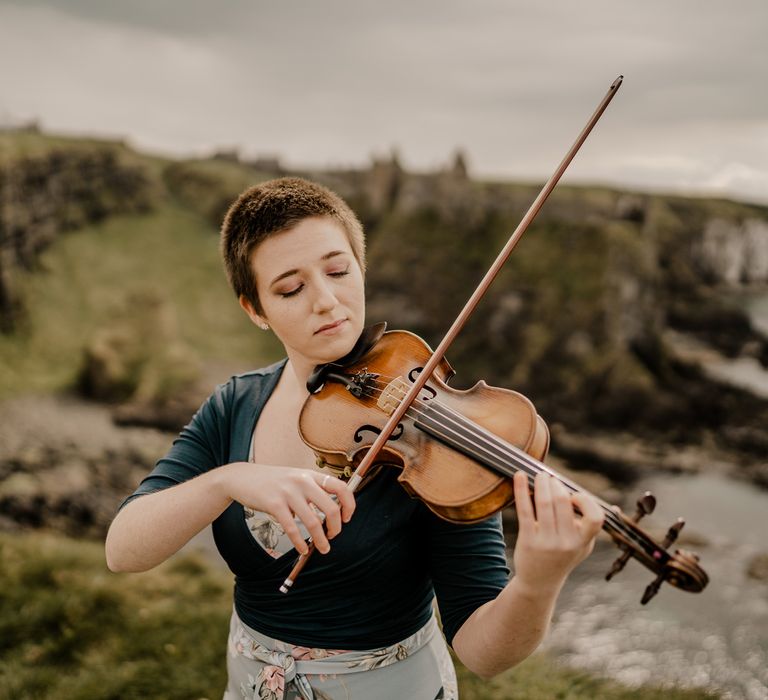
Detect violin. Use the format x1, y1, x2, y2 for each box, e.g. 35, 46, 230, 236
279, 75, 709, 602
298, 325, 708, 604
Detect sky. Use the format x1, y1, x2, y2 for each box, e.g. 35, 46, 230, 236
1, 0, 766, 204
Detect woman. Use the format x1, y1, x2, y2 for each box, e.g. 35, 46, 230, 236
106, 177, 604, 700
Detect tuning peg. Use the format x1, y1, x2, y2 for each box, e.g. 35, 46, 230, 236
633, 492, 656, 521
642, 571, 666, 604
606, 548, 632, 580
663, 518, 685, 548
605, 494, 655, 582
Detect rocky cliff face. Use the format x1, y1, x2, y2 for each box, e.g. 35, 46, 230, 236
0, 145, 152, 331
695, 218, 768, 285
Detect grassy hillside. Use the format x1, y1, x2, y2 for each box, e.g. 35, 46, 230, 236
0, 531, 720, 700
0, 130, 285, 399
0, 202, 283, 398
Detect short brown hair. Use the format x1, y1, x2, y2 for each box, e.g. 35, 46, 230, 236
220, 177, 366, 311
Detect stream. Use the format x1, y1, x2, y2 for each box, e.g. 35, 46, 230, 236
544, 472, 768, 700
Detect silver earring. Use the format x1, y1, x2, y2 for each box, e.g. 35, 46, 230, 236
260, 323, 269, 331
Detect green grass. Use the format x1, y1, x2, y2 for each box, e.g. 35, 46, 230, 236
0, 532, 720, 700
456, 658, 720, 699
0, 203, 284, 398
0, 532, 231, 700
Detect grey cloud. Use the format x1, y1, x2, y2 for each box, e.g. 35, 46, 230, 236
0, 0, 765, 202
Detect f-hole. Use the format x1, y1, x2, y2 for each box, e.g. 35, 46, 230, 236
354, 423, 405, 443
408, 367, 436, 400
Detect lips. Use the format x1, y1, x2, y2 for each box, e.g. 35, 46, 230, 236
314, 318, 347, 334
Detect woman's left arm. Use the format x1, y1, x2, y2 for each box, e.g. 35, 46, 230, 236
451, 471, 604, 678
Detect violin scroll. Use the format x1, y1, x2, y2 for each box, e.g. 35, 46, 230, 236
604, 495, 708, 603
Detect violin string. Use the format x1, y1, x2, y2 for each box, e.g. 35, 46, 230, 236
390, 386, 630, 539
350, 373, 582, 491
350, 380, 632, 520
354, 376, 566, 490
336, 370, 638, 546
420, 399, 631, 539
340, 373, 648, 549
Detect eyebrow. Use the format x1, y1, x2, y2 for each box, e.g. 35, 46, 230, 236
268, 250, 349, 287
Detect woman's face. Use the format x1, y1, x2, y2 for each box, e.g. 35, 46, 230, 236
245, 216, 366, 372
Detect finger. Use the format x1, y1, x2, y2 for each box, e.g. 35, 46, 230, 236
310, 487, 343, 539
533, 472, 556, 532
270, 503, 310, 555
513, 471, 535, 534
551, 477, 577, 538
289, 496, 330, 554
571, 490, 605, 542
319, 474, 356, 524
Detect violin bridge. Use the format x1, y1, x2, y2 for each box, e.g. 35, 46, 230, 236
377, 377, 410, 415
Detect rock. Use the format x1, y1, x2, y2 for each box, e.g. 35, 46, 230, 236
112, 387, 208, 432
78, 290, 202, 407
0, 394, 172, 537
0, 472, 39, 498
615, 195, 646, 223
746, 553, 768, 581
695, 218, 768, 285
745, 463, 768, 489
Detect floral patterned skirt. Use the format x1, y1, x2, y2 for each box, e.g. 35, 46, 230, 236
224, 608, 458, 700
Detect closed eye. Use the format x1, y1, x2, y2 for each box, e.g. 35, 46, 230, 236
278, 270, 348, 298
279, 285, 303, 298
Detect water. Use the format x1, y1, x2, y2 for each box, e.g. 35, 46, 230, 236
542, 456, 768, 697
744, 293, 768, 337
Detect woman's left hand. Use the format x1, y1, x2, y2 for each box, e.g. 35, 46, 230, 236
511, 470, 604, 596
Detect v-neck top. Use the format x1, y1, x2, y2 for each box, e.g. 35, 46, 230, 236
120, 359, 510, 650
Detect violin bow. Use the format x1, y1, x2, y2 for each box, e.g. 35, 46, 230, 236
281, 75, 624, 593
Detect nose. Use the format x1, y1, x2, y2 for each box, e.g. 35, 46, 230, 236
312, 277, 338, 314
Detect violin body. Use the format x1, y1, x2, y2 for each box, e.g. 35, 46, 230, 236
299, 328, 709, 602
300, 330, 550, 523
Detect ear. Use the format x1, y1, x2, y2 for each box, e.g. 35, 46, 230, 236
238, 295, 269, 330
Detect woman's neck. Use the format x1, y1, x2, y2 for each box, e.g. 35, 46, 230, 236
281, 357, 312, 404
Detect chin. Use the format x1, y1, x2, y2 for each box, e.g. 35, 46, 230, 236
314, 326, 361, 363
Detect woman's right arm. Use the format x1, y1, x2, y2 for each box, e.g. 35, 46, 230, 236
105, 463, 354, 573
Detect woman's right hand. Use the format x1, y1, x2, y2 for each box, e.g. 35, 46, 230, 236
217, 463, 356, 555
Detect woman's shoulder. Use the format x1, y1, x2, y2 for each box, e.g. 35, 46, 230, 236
190, 358, 288, 433
210, 358, 288, 404
227, 358, 287, 389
